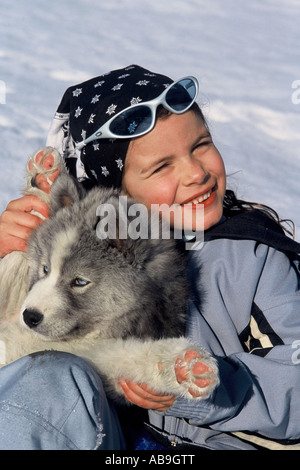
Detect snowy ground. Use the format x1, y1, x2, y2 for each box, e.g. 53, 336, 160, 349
0, 0, 299, 235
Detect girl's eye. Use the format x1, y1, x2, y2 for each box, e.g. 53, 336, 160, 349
194, 139, 213, 150
153, 162, 170, 174
71, 278, 90, 288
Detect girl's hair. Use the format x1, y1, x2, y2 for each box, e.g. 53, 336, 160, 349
157, 103, 295, 238
223, 189, 295, 238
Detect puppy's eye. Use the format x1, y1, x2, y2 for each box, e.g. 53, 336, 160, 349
43, 265, 49, 275
71, 278, 90, 288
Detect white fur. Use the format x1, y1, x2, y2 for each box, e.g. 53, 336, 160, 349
0, 251, 29, 320
0, 147, 62, 320
0, 315, 219, 401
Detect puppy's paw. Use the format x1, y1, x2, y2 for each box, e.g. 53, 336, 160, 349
26, 147, 61, 195
155, 338, 219, 400
174, 349, 219, 399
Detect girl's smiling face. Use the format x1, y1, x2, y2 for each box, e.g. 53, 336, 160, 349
122, 110, 226, 231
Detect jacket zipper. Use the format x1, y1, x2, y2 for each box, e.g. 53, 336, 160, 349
168, 417, 180, 446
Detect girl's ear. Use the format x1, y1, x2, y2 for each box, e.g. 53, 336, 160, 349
49, 174, 86, 216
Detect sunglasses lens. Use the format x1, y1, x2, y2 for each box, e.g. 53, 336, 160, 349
165, 78, 197, 112
109, 105, 153, 137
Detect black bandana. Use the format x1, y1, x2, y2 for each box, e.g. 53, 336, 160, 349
46, 65, 173, 189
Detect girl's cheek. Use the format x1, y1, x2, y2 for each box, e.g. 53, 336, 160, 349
141, 183, 175, 208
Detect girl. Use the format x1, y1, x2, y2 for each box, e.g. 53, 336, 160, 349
0, 65, 300, 450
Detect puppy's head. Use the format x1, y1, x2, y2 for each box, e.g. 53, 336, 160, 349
20, 174, 188, 341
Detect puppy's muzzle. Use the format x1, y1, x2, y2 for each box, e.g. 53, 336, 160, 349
23, 309, 44, 328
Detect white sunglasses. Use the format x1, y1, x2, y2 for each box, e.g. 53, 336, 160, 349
76, 76, 199, 150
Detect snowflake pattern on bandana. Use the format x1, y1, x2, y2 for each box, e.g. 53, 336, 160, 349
75, 106, 83, 118
112, 83, 123, 91
101, 166, 109, 177
106, 104, 117, 116
91, 94, 101, 104
130, 97, 142, 106
94, 80, 105, 88
48, 65, 173, 189
136, 80, 150, 86
88, 113, 96, 124
115, 159, 124, 171
73, 88, 82, 97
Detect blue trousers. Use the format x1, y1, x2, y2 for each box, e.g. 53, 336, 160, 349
0, 351, 126, 450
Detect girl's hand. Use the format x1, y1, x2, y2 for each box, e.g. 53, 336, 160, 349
119, 349, 214, 411
0, 196, 49, 257
0, 147, 61, 258
119, 379, 176, 411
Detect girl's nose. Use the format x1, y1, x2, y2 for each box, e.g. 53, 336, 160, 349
181, 157, 209, 187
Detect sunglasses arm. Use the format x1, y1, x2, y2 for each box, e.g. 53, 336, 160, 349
76, 128, 104, 149
76, 141, 86, 151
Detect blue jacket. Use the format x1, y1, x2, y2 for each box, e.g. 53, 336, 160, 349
148, 210, 300, 450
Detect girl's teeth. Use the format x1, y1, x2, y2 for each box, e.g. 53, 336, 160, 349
189, 189, 212, 205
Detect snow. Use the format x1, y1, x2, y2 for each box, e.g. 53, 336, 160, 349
0, 0, 299, 234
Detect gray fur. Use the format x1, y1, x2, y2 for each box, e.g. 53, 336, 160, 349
27, 174, 188, 340
0, 148, 219, 402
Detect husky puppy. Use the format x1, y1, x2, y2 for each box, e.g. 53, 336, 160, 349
0, 148, 219, 402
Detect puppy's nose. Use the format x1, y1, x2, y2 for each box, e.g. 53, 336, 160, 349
23, 309, 44, 328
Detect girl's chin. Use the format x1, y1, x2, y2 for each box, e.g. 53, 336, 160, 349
170, 203, 223, 233
150, 196, 224, 236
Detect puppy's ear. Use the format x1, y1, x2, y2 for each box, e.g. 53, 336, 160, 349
49, 174, 85, 216
96, 194, 151, 258
94, 192, 129, 253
